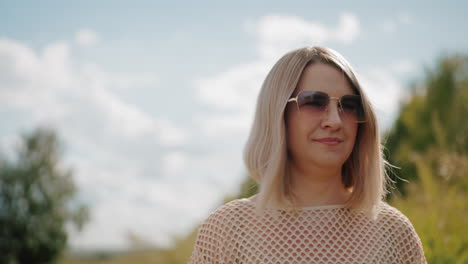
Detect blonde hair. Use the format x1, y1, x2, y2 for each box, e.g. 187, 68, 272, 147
243, 46, 389, 220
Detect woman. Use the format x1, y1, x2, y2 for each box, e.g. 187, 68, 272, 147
188, 46, 426, 263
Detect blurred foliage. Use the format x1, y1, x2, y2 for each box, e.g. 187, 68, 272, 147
0, 127, 89, 264
385, 54, 468, 195
60, 54, 468, 263
386, 54, 468, 263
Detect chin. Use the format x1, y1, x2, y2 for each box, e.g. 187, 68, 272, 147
311, 156, 346, 168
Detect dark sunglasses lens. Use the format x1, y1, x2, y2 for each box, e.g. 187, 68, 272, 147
341, 95, 364, 121
298, 91, 329, 110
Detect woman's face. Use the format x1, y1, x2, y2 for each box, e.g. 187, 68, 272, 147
285, 63, 358, 169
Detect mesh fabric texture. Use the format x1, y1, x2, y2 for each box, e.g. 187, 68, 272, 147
188, 198, 426, 264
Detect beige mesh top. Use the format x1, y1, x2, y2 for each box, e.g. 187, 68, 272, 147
188, 198, 426, 264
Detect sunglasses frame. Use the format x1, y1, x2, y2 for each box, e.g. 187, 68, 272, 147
287, 90, 366, 123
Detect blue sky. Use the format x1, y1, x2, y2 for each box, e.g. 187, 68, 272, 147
1, 0, 467, 250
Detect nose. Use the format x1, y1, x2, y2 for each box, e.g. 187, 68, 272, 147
321, 100, 343, 130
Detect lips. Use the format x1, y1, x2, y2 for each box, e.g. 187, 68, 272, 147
314, 137, 343, 145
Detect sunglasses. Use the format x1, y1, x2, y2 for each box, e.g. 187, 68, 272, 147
287, 90, 366, 123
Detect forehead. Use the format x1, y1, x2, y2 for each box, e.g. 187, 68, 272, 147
294, 63, 355, 96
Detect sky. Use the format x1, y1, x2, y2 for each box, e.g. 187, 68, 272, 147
1, 0, 467, 251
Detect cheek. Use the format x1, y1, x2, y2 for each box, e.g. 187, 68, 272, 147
346, 124, 358, 149
286, 116, 306, 138
286, 116, 321, 155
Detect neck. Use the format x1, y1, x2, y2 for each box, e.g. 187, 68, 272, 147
288, 160, 351, 207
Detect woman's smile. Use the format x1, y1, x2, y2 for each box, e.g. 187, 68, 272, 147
313, 137, 343, 145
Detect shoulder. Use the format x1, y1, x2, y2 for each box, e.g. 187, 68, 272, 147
189, 199, 251, 263
376, 201, 416, 232
193, 198, 254, 245
376, 202, 426, 262
200, 198, 253, 226
377, 201, 408, 220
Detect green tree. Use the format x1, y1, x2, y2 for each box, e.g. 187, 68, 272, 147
0, 127, 89, 264
385, 54, 468, 263
385, 54, 468, 196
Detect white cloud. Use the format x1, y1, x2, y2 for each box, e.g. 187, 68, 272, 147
68, 147, 242, 250
160, 150, 244, 191
162, 152, 188, 177
75, 28, 99, 46
70, 195, 170, 249
0, 36, 201, 250
382, 20, 397, 33
382, 12, 412, 33
197, 60, 270, 112
196, 112, 252, 140
390, 59, 416, 75
0, 37, 186, 146
0, 38, 71, 112
70, 176, 225, 250
156, 119, 189, 146
248, 13, 360, 59
397, 13, 411, 25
